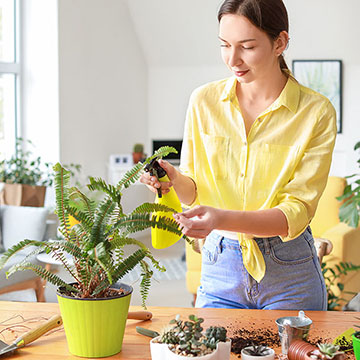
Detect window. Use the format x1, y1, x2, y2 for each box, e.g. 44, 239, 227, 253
0, 0, 19, 159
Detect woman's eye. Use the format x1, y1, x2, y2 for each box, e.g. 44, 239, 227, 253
220, 44, 229, 48
243, 46, 254, 50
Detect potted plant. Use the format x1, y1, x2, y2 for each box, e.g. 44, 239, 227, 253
241, 344, 275, 360
288, 342, 345, 360
150, 314, 231, 359
0, 137, 53, 207
0, 146, 191, 358
337, 140, 360, 228
133, 143, 146, 164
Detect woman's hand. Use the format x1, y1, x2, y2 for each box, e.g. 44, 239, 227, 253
139, 159, 178, 195
174, 205, 220, 239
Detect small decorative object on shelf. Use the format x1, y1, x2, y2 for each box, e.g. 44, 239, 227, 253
132, 143, 146, 164
241, 344, 275, 360
150, 314, 231, 359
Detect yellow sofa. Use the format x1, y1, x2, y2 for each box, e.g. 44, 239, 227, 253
185, 176, 360, 304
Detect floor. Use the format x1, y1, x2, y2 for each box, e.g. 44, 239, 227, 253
0, 231, 194, 308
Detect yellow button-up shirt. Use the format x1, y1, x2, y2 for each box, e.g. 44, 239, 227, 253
179, 74, 337, 282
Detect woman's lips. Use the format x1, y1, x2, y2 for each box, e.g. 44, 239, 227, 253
234, 70, 249, 77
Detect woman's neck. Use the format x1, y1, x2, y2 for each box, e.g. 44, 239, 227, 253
237, 67, 288, 105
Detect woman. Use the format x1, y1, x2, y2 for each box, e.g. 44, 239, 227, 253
141, 0, 336, 310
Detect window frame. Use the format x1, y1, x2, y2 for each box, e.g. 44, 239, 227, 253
0, 0, 20, 158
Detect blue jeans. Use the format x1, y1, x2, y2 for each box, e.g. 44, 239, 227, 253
195, 227, 327, 310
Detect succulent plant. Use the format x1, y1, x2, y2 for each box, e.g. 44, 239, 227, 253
311, 343, 345, 360
243, 344, 273, 356
158, 314, 227, 357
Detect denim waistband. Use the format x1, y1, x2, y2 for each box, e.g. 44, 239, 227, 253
207, 227, 312, 253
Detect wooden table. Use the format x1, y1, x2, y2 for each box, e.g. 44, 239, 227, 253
0, 301, 358, 359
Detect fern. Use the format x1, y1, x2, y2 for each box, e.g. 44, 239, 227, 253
131, 202, 177, 214
53, 163, 71, 240
116, 146, 177, 191
87, 177, 122, 209
8, 262, 77, 293
88, 197, 115, 250
0, 239, 47, 269
69, 186, 96, 220
0, 147, 187, 307
139, 260, 153, 309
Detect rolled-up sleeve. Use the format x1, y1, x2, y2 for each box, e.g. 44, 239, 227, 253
275, 100, 337, 241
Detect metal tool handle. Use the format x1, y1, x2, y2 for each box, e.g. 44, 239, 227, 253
14, 314, 62, 348
127, 311, 152, 320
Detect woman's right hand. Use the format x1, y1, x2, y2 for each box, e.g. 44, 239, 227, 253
140, 159, 178, 195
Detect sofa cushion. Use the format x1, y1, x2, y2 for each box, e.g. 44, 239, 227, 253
0, 205, 49, 255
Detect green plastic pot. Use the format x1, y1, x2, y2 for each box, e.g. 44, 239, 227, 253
353, 331, 360, 360
57, 283, 132, 358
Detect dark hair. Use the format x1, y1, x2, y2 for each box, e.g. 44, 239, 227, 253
218, 0, 289, 71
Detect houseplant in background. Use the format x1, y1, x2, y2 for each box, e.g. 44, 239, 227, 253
0, 137, 53, 207
0, 146, 191, 358
337, 141, 360, 228
132, 143, 146, 164
149, 314, 231, 359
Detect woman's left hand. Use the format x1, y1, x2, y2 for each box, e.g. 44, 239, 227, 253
173, 205, 220, 239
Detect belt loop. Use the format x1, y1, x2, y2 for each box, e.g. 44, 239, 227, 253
263, 238, 270, 255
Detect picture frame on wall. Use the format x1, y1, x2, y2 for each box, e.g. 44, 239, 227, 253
292, 59, 343, 133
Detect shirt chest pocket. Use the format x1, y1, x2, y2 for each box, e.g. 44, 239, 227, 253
200, 133, 230, 180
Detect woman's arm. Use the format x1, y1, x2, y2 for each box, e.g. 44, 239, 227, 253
174, 205, 288, 239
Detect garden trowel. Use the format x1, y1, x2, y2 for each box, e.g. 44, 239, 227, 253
0, 314, 62, 357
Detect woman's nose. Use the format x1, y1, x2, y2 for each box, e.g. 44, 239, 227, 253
228, 48, 242, 68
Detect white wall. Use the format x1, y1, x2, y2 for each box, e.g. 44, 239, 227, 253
58, 0, 148, 179
144, 0, 360, 177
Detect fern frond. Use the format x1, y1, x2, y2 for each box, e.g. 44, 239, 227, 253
69, 186, 96, 220
65, 205, 94, 232
0, 239, 47, 269
92, 249, 147, 296
88, 242, 113, 284
87, 178, 122, 209
116, 162, 145, 190
131, 202, 177, 214
7, 262, 77, 293
139, 260, 153, 309
109, 236, 165, 273
53, 163, 71, 239
88, 197, 115, 250
145, 146, 177, 163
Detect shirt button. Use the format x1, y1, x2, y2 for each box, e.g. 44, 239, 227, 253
244, 142, 247, 146
257, 118, 262, 122
240, 173, 245, 177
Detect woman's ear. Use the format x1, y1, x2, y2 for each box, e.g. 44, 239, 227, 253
274, 31, 289, 56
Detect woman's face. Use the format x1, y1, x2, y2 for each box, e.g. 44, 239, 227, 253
219, 14, 284, 83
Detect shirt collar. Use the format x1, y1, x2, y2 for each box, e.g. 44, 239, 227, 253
271, 74, 300, 114
220, 76, 238, 102
220, 72, 300, 114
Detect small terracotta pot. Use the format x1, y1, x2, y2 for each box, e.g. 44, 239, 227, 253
288, 340, 317, 360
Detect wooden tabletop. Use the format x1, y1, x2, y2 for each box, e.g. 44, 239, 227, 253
0, 301, 358, 359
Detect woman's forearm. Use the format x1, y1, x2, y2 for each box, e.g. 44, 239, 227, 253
172, 173, 197, 206
217, 208, 288, 237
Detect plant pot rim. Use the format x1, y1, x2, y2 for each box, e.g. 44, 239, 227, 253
57, 282, 133, 301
